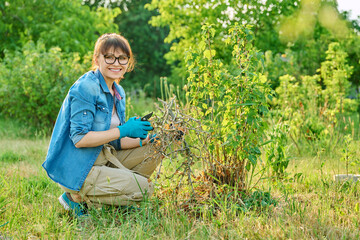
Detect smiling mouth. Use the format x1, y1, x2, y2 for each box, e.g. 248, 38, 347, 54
109, 68, 122, 72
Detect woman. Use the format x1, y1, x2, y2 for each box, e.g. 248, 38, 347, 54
42, 33, 160, 216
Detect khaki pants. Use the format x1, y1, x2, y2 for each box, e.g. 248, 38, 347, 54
61, 144, 161, 206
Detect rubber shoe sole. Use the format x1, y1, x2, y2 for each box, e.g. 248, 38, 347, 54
58, 194, 71, 210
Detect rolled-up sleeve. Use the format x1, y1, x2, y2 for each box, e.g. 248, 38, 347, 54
69, 82, 97, 145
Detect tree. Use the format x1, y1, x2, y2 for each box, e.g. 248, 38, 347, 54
0, 0, 120, 57
146, 0, 301, 86
277, 0, 360, 87
0, 0, 121, 130
146, 0, 359, 89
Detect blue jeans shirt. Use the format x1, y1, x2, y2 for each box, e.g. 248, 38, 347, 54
42, 69, 126, 191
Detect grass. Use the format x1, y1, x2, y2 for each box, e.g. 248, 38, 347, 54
0, 114, 360, 239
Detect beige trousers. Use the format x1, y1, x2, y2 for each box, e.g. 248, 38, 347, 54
61, 144, 161, 206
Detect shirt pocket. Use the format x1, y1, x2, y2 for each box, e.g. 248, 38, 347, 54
94, 104, 109, 124
81, 110, 92, 126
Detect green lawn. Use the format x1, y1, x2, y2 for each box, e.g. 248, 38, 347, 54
0, 117, 359, 239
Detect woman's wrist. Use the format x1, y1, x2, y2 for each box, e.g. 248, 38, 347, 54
140, 135, 150, 147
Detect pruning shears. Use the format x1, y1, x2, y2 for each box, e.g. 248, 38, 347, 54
141, 112, 153, 121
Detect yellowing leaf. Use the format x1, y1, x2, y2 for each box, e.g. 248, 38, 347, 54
222, 119, 229, 126
204, 49, 216, 59
198, 41, 206, 51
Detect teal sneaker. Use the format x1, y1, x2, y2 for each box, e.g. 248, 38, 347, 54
58, 192, 88, 217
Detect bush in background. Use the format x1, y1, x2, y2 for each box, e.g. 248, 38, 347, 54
0, 41, 91, 131
0, 0, 119, 57
273, 42, 358, 155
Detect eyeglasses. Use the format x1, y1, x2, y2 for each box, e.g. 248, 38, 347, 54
103, 54, 130, 65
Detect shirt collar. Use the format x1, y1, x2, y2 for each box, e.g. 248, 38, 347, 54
94, 69, 110, 93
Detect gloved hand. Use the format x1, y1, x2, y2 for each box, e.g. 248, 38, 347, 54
118, 117, 153, 139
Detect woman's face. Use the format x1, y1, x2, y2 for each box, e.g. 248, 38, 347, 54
96, 47, 129, 83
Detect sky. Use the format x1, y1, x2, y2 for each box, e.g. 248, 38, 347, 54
337, 0, 360, 20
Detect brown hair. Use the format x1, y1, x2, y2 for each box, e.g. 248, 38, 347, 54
91, 33, 135, 73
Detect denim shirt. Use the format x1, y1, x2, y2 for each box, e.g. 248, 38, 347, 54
42, 69, 126, 191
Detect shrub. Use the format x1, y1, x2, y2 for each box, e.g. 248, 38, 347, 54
341, 135, 360, 175
264, 122, 290, 178
273, 42, 358, 155
185, 24, 271, 189
321, 42, 355, 114
0, 41, 91, 131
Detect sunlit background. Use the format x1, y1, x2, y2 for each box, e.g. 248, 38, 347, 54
0, 1, 360, 238
338, 0, 360, 20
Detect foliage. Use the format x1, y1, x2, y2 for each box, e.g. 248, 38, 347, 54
278, 0, 347, 42
321, 42, 354, 113
2, 115, 360, 238
184, 24, 271, 189
0, 0, 119, 57
341, 135, 360, 175
342, 34, 360, 87
273, 42, 358, 155
146, 25, 272, 202
0, 41, 91, 130
147, 0, 359, 90
146, 0, 301, 85
240, 190, 277, 212
0, 0, 121, 130
264, 122, 290, 178
125, 90, 156, 118
274, 0, 360, 87
115, 0, 171, 97
264, 50, 301, 89
266, 34, 360, 89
